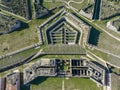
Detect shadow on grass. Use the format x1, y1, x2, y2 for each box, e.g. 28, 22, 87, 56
40, 0, 44, 6
118, 27, 120, 31
92, 0, 101, 20
15, 21, 29, 31
33, 54, 46, 60
6, 21, 29, 34
91, 61, 106, 69
21, 85, 30, 90
101, 13, 120, 20
38, 11, 54, 19
20, 74, 48, 90
30, 76, 48, 85
28, 0, 32, 20
21, 77, 48, 90
107, 64, 120, 76
88, 27, 100, 46
76, 32, 81, 44
0, 21, 29, 36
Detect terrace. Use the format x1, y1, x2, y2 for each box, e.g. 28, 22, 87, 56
70, 59, 106, 85
71, 59, 89, 77
46, 19, 78, 44
88, 61, 105, 85
23, 58, 106, 86
23, 59, 57, 84
39, 10, 90, 46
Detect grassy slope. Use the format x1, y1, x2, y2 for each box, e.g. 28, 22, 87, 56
0, 48, 40, 69
97, 30, 120, 56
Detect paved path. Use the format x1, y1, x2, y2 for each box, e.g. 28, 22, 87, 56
70, 0, 84, 4
87, 51, 106, 64
30, 49, 43, 60
62, 80, 65, 90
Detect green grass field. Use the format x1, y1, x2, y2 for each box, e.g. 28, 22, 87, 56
43, 2, 63, 9
42, 44, 86, 54
30, 77, 63, 90
29, 77, 102, 90
64, 78, 103, 90
87, 48, 109, 61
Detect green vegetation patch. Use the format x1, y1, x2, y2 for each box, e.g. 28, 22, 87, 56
28, 77, 102, 90
87, 49, 109, 61
30, 77, 63, 90
43, 2, 63, 9
64, 78, 103, 90
88, 48, 120, 67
